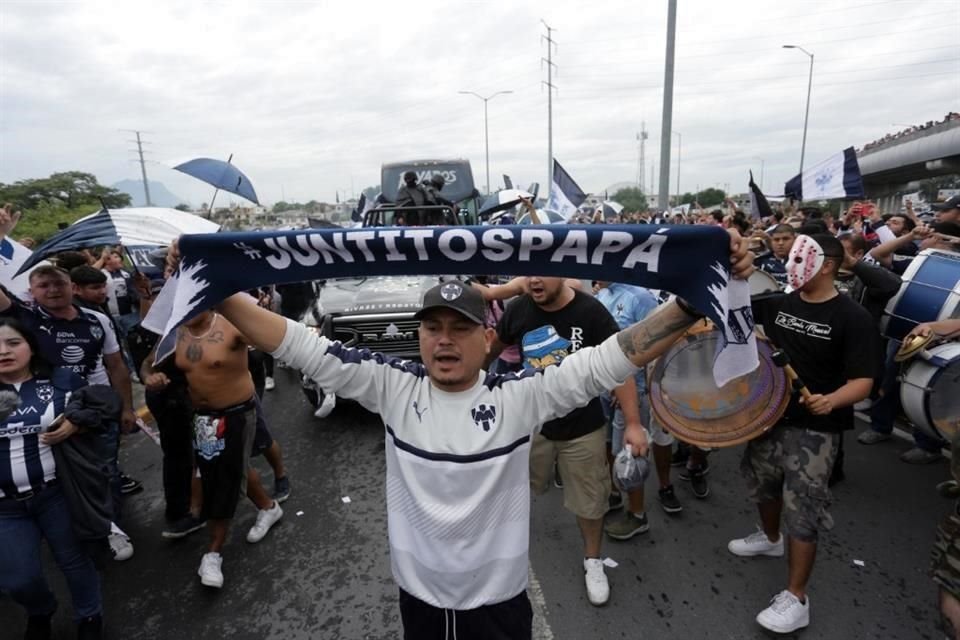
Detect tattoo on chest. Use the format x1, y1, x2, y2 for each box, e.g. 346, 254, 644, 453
179, 327, 228, 364
186, 341, 203, 362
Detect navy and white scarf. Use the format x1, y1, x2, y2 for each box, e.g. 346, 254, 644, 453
143, 224, 757, 385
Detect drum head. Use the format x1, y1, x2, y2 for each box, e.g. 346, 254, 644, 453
749, 270, 782, 297
649, 331, 790, 448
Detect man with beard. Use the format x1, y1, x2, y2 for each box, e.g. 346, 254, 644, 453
492, 276, 648, 606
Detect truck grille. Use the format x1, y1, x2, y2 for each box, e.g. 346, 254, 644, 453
331, 316, 420, 357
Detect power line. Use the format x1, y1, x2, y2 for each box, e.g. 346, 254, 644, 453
563, 6, 956, 48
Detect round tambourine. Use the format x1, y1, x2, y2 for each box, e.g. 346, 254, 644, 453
648, 329, 791, 448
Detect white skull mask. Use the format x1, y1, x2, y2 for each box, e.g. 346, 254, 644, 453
786, 235, 825, 290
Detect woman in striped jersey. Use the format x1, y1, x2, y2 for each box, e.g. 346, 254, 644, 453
0, 317, 103, 640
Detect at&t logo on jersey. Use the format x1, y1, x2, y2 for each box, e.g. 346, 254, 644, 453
60, 345, 86, 364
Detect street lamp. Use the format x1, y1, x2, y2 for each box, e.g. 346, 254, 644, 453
783, 45, 814, 176
459, 90, 513, 194
673, 131, 681, 206
753, 156, 765, 191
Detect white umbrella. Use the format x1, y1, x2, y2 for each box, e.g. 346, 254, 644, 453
74, 207, 220, 245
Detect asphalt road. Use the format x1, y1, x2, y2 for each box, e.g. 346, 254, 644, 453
2, 366, 949, 639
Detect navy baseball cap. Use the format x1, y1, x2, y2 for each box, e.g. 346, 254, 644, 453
931, 195, 960, 211
414, 280, 486, 324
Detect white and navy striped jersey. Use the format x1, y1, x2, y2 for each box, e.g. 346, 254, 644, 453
6, 301, 120, 385
274, 319, 637, 610
0, 370, 82, 497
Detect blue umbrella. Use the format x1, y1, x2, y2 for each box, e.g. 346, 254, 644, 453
15, 207, 220, 276
173, 157, 260, 205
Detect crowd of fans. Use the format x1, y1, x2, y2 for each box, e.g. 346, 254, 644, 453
1, 191, 958, 638
859, 112, 960, 153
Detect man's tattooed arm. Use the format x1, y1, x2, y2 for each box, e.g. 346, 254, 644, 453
616, 300, 699, 368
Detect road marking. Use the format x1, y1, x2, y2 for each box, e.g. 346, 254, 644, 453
529, 565, 555, 640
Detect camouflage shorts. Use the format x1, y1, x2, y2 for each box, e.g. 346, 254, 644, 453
741, 426, 839, 543
931, 509, 960, 599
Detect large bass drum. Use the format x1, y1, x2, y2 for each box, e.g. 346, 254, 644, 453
648, 329, 791, 448
882, 249, 960, 341
900, 343, 960, 441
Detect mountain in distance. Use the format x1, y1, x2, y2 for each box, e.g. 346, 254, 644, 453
112, 179, 188, 208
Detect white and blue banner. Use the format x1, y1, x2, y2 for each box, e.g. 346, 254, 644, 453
143, 225, 758, 386
0, 237, 44, 300
546, 159, 587, 220
784, 147, 865, 202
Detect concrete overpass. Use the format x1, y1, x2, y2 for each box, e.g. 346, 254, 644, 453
857, 119, 960, 213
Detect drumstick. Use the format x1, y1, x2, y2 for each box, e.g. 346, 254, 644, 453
770, 349, 814, 401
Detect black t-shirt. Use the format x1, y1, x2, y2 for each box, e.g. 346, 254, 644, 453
759, 291, 880, 432
497, 290, 620, 440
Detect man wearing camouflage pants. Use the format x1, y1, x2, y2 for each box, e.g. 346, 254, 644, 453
727, 234, 879, 634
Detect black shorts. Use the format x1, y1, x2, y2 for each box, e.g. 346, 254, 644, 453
251, 395, 274, 457
193, 398, 256, 520
398, 589, 532, 640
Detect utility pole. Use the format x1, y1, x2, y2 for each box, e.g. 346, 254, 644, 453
459, 90, 513, 194
542, 20, 557, 190
673, 130, 682, 205
122, 129, 152, 206
657, 0, 678, 211
638, 123, 648, 191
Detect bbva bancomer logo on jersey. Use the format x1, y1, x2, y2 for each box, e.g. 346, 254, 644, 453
395, 170, 459, 188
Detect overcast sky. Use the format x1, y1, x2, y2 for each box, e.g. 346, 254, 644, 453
1, 0, 957, 207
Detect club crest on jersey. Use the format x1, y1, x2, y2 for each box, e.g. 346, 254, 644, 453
36, 384, 53, 403
470, 403, 497, 432
90, 324, 103, 341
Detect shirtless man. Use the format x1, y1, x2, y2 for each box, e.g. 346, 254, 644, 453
142, 309, 282, 588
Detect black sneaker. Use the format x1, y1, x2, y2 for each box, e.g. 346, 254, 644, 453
607, 492, 624, 514
688, 466, 710, 499
162, 515, 207, 539
77, 615, 103, 640
658, 485, 683, 514
605, 511, 650, 540
553, 462, 563, 489
119, 473, 143, 495
24, 614, 52, 640
678, 462, 711, 481
274, 476, 291, 503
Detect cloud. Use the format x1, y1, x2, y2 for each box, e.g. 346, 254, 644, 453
1, 0, 956, 206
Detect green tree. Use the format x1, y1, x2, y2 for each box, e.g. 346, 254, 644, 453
695, 188, 726, 207
0, 171, 131, 243
611, 187, 648, 212
174, 203, 191, 212
0, 172, 130, 210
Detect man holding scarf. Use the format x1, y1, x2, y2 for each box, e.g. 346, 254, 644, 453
199, 231, 753, 640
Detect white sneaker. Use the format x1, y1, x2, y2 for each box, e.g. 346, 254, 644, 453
264, 376, 275, 391
583, 558, 610, 606
313, 392, 336, 419
756, 590, 810, 633
198, 552, 223, 588
728, 528, 784, 557
247, 501, 283, 543
108, 533, 134, 561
